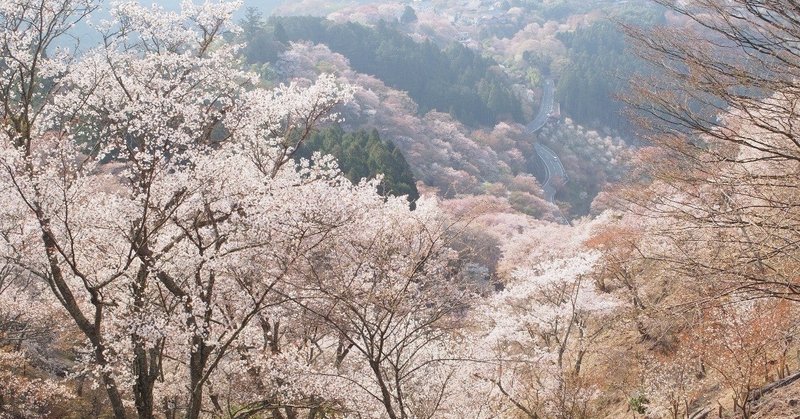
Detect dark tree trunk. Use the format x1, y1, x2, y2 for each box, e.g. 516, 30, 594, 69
186, 338, 210, 419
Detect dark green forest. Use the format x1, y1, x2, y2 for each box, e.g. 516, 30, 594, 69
555, 4, 664, 135
241, 14, 524, 127
297, 126, 419, 204
555, 22, 633, 133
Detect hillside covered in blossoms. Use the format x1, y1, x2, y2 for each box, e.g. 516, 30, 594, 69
0, 0, 799, 418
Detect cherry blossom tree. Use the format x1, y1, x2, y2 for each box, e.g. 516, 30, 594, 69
464, 219, 620, 418
283, 197, 472, 418
0, 1, 483, 417
0, 1, 437, 417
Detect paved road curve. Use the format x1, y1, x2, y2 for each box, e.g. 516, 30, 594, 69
532, 143, 566, 202
526, 79, 555, 133
525, 79, 569, 225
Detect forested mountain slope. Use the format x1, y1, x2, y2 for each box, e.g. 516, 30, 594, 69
244, 16, 524, 127
296, 126, 420, 204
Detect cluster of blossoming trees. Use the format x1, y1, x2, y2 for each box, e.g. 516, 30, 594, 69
2, 0, 800, 418
0, 0, 464, 417
0, 1, 613, 417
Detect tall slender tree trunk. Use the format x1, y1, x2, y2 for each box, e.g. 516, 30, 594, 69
186, 338, 209, 419
101, 369, 129, 419
370, 359, 399, 419
132, 265, 158, 419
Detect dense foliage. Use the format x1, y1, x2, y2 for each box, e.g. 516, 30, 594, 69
244, 15, 524, 127
4, 0, 800, 418
555, 5, 662, 135
555, 21, 633, 133
297, 126, 419, 204
535, 118, 630, 217
0, 2, 463, 417
240, 8, 287, 63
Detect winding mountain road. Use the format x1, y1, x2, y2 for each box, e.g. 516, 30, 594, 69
527, 79, 555, 133
532, 143, 565, 203
526, 79, 569, 225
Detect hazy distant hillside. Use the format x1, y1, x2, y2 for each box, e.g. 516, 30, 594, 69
245, 16, 524, 127
150, 0, 284, 14
8, 2, 798, 419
